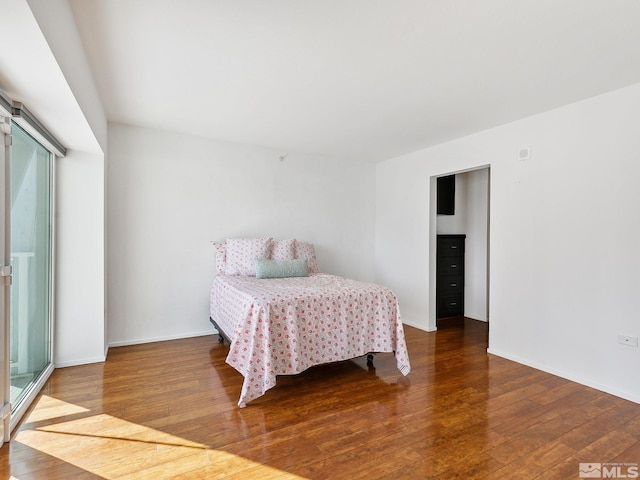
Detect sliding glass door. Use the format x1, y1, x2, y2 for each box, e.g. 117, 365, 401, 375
9, 123, 53, 412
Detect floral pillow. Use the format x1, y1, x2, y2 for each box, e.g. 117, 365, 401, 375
224, 238, 273, 276
271, 239, 296, 261
210, 241, 226, 273
294, 241, 320, 274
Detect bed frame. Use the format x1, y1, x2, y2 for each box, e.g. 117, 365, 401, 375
209, 316, 231, 344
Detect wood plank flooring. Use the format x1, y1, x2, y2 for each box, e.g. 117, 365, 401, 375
1, 318, 639, 479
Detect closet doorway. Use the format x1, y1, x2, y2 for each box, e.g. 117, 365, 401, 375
432, 166, 490, 331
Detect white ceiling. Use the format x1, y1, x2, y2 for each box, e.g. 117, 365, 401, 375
69, 0, 640, 162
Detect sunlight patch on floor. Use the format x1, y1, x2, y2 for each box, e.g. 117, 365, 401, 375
15, 405, 307, 479
22, 395, 89, 424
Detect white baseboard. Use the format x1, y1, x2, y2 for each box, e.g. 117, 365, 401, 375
108, 330, 213, 348
401, 319, 436, 332
55, 355, 107, 368
54, 331, 215, 367
487, 347, 640, 405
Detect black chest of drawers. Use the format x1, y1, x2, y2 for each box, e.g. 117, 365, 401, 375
436, 234, 465, 318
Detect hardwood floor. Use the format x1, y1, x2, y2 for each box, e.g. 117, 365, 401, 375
1, 319, 639, 479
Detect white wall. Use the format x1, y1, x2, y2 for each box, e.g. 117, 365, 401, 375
0, 0, 107, 367
55, 150, 105, 366
107, 124, 376, 346
462, 169, 489, 321
376, 82, 640, 403
30, 0, 107, 367
27, 0, 107, 152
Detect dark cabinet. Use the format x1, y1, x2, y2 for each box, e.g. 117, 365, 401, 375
437, 234, 465, 318
437, 175, 456, 215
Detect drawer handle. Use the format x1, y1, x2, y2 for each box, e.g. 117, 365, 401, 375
450, 302, 457, 306
450, 283, 457, 287
450, 245, 458, 249
450, 264, 457, 268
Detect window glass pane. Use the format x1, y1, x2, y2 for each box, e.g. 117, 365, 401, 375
10, 123, 52, 409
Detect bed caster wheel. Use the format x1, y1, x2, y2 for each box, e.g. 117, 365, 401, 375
218, 334, 225, 344
366, 353, 375, 367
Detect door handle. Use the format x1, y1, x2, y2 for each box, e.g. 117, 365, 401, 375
1, 265, 11, 285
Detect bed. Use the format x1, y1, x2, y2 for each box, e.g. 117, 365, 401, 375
209, 238, 411, 407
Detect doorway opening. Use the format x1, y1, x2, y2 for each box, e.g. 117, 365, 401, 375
430, 166, 490, 335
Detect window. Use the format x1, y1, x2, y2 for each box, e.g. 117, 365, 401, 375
0, 92, 65, 442
9, 123, 54, 413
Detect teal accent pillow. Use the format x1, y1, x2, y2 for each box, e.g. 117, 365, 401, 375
255, 258, 309, 279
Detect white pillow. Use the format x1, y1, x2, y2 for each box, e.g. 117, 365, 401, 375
224, 238, 272, 276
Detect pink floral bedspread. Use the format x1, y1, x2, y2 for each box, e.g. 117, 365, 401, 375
210, 273, 411, 407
